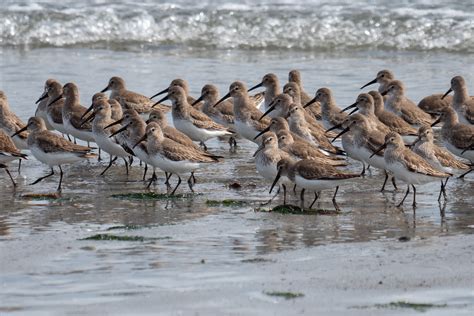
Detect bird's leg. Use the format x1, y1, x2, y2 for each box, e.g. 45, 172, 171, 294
142, 163, 148, 181
458, 167, 473, 179
332, 186, 341, 212
30, 168, 55, 185
170, 175, 182, 195
411, 184, 417, 208
17, 159, 22, 174
397, 185, 410, 207
187, 172, 195, 193
309, 192, 319, 209
299, 188, 306, 210
282, 184, 287, 205
57, 165, 63, 192
391, 176, 398, 190
123, 157, 129, 175
4, 167, 16, 187
380, 171, 389, 192
100, 156, 117, 176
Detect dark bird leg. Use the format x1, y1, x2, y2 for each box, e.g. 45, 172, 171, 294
57, 165, 63, 192
411, 184, 417, 208
458, 167, 472, 179
30, 168, 55, 185
143, 163, 148, 181
3, 167, 16, 187
100, 156, 117, 176
299, 188, 306, 210
397, 185, 410, 207
187, 172, 195, 193
171, 175, 182, 195
309, 192, 319, 209
332, 186, 341, 212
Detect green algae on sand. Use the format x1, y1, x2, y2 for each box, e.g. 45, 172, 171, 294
205, 199, 248, 207
256, 204, 339, 215
265, 291, 304, 299
110, 192, 194, 200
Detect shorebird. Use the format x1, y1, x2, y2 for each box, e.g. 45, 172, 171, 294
382, 80, 433, 127
214, 81, 270, 144
12, 117, 96, 192
369, 90, 418, 140
35, 79, 55, 130
442, 76, 474, 125
341, 93, 390, 135
37, 80, 69, 137
418, 94, 451, 116
277, 130, 347, 166
372, 132, 450, 207
101, 76, 170, 114
288, 70, 321, 119
253, 132, 291, 204
86, 99, 131, 175
133, 122, 222, 195
432, 107, 474, 178
192, 84, 237, 147
304, 88, 347, 130
0, 91, 29, 150
146, 109, 200, 150
412, 125, 470, 200
332, 114, 397, 191
154, 86, 233, 150
360, 69, 394, 93
150, 78, 202, 110
248, 73, 281, 111
286, 105, 344, 155
270, 157, 360, 211
0, 129, 27, 186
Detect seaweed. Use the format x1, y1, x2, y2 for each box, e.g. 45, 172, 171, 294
264, 291, 304, 299
205, 199, 248, 207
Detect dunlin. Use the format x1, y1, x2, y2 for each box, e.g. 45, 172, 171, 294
277, 130, 347, 166
154, 86, 233, 150
0, 129, 27, 186
432, 107, 474, 178
333, 114, 397, 191
253, 131, 291, 204
412, 125, 470, 199
150, 78, 201, 110
88, 99, 131, 175
0, 91, 29, 150
369, 91, 418, 141
248, 73, 281, 111
101, 76, 170, 114
288, 71, 321, 119
47, 83, 96, 145
270, 157, 360, 211
372, 132, 450, 207
382, 80, 433, 127
133, 122, 221, 195
12, 117, 96, 192
304, 88, 347, 130
341, 93, 390, 135
146, 109, 200, 150
442, 76, 474, 125
360, 69, 394, 93
34, 79, 55, 130
215, 81, 270, 144
39, 80, 68, 137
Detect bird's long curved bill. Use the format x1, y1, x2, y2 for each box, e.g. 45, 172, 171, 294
150, 87, 169, 100
109, 123, 129, 138
248, 82, 263, 92
214, 92, 230, 107
104, 118, 123, 130
325, 123, 342, 134
35, 91, 48, 104
360, 78, 377, 90
381, 89, 388, 96
441, 88, 452, 100
253, 143, 264, 158
80, 111, 95, 127
47, 94, 62, 107
303, 97, 317, 109
331, 126, 350, 143
133, 134, 147, 149
431, 117, 442, 127
191, 95, 204, 106
340, 102, 357, 113
259, 104, 275, 121
11, 125, 28, 138
370, 143, 387, 158
269, 168, 282, 194
254, 125, 271, 140
152, 95, 169, 108
349, 108, 358, 115
81, 104, 94, 120
100, 85, 109, 93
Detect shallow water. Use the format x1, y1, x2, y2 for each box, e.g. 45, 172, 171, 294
0, 45, 473, 313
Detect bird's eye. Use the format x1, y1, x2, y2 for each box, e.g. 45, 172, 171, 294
381, 74, 384, 77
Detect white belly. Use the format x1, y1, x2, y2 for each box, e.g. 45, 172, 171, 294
174, 118, 229, 142
12, 136, 28, 150
235, 120, 259, 143
295, 175, 349, 191
0, 153, 19, 164
149, 154, 203, 175
64, 119, 95, 143
386, 161, 441, 185
30, 146, 86, 166
94, 134, 129, 158
357, 146, 386, 170
444, 140, 474, 162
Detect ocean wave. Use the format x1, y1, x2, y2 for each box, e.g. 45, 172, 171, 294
0, 0, 473, 52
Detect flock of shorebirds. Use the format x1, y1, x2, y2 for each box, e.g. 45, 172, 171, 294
0, 69, 473, 211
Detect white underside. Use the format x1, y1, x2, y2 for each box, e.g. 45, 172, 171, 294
235, 120, 259, 144
94, 134, 129, 158
0, 153, 19, 164
149, 153, 206, 175
64, 119, 95, 143
356, 146, 387, 170
30, 146, 86, 166
12, 136, 28, 150
385, 161, 443, 185
174, 118, 230, 142
295, 175, 351, 191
